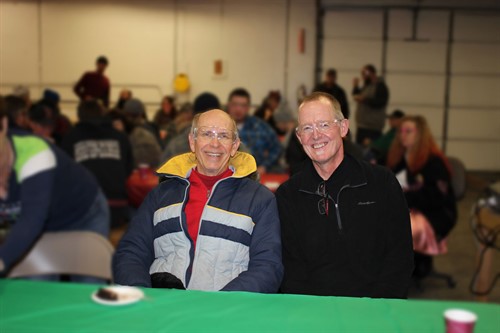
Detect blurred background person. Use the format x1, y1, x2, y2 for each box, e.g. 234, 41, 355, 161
122, 98, 162, 168
386, 115, 457, 279
226, 88, 282, 174
255, 90, 286, 136
12, 85, 32, 108
74, 55, 111, 108
61, 100, 134, 228
153, 95, 178, 147
114, 89, 132, 111
368, 109, 405, 165
26, 101, 58, 144
41, 89, 73, 145
4, 95, 29, 130
314, 68, 350, 119
107, 108, 131, 133
352, 64, 389, 146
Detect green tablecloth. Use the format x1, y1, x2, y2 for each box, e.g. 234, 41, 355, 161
0, 279, 498, 332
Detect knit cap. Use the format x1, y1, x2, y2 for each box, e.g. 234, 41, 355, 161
123, 98, 145, 116
193, 92, 220, 115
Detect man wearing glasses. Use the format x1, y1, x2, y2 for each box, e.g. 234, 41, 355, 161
275, 92, 413, 298
113, 109, 283, 292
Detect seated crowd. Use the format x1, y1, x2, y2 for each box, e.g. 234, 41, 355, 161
0, 63, 457, 299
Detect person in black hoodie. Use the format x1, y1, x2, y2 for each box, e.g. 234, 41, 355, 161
61, 100, 134, 227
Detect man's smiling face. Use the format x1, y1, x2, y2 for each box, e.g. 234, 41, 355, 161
189, 109, 240, 176
296, 99, 348, 170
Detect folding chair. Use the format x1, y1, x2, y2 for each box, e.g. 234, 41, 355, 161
7, 231, 114, 282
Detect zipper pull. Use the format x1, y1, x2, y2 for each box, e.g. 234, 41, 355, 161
335, 203, 343, 233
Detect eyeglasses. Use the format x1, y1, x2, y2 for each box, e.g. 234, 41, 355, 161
194, 127, 237, 144
316, 181, 329, 216
296, 120, 343, 136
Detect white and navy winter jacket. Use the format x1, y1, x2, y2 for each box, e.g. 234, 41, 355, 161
113, 152, 283, 292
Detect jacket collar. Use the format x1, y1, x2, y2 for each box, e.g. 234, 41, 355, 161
298, 153, 367, 193
156, 151, 257, 179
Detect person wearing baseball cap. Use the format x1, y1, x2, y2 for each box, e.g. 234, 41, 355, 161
370, 109, 405, 164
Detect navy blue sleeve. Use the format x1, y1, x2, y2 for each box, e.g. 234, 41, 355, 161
0, 169, 55, 270
112, 191, 156, 287
221, 191, 284, 293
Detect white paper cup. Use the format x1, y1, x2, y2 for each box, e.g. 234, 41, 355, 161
444, 309, 477, 333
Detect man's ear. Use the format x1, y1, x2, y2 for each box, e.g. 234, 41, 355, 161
188, 133, 196, 152
340, 119, 350, 138
296, 131, 303, 145
230, 138, 240, 157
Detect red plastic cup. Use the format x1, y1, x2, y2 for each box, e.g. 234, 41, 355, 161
444, 309, 477, 333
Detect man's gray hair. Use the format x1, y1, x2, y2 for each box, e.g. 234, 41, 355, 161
299, 92, 344, 120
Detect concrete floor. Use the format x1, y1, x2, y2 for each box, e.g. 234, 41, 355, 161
408, 171, 500, 304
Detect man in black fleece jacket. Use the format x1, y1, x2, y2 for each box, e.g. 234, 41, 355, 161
276, 92, 413, 298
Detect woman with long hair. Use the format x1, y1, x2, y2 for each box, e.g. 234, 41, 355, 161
387, 115, 457, 276
153, 95, 178, 146
254, 90, 287, 136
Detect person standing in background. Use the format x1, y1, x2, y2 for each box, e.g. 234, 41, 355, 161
352, 64, 389, 146
74, 56, 111, 108
314, 68, 350, 120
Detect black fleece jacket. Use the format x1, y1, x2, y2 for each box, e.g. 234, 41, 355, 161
276, 154, 414, 298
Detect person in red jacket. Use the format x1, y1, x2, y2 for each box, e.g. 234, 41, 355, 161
74, 56, 111, 108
